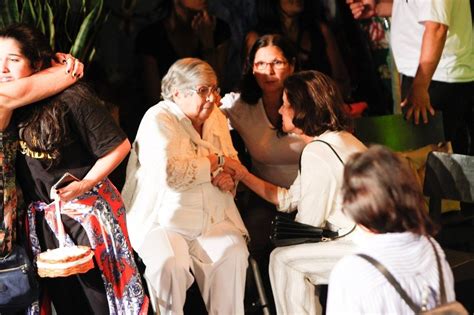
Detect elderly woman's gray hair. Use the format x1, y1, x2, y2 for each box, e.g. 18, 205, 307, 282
161, 58, 218, 101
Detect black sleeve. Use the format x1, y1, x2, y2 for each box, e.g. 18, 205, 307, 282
64, 84, 127, 159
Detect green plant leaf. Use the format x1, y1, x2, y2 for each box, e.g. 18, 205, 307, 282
64, 0, 73, 46
70, 0, 102, 60
93, 0, 103, 24
87, 46, 96, 64
34, 0, 45, 33
20, 0, 37, 25
2, 0, 105, 67
1, 0, 20, 26
45, 1, 55, 50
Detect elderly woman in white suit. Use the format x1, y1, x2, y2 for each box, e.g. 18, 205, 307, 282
122, 58, 249, 315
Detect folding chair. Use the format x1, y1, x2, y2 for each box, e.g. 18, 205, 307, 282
248, 256, 271, 315
423, 151, 474, 313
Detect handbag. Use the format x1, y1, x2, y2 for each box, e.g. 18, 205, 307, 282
0, 244, 39, 312
270, 140, 354, 247
270, 215, 339, 247
357, 238, 468, 315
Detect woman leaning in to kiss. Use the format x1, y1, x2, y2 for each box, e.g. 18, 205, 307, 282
227, 70, 367, 314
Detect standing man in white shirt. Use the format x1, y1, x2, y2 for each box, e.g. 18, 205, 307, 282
347, 0, 474, 155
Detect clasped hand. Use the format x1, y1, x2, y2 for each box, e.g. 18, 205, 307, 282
222, 157, 249, 181
211, 172, 235, 193
211, 157, 249, 192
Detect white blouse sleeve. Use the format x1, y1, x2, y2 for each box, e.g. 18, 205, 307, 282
275, 146, 339, 227
219, 92, 240, 117
276, 173, 300, 213
138, 109, 211, 192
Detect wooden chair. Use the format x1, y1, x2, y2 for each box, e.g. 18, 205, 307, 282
423, 151, 474, 313
354, 112, 445, 151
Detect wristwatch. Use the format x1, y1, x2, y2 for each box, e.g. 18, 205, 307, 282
217, 154, 225, 168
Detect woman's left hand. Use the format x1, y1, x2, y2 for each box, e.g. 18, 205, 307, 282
53, 52, 84, 79
56, 179, 94, 202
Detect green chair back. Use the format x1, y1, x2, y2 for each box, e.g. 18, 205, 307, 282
354, 113, 445, 151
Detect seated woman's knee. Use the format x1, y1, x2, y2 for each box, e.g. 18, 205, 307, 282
163, 254, 189, 276
269, 246, 288, 266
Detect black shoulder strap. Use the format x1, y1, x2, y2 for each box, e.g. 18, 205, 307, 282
356, 254, 420, 313
299, 139, 344, 171
426, 237, 447, 304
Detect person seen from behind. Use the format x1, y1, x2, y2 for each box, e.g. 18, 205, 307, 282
328, 145, 456, 313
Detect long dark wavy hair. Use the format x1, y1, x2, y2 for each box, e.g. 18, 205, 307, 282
1, 23, 66, 163
239, 34, 297, 105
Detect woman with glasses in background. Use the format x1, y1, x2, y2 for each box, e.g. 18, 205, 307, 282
245, 0, 351, 99
122, 58, 249, 314
220, 34, 305, 307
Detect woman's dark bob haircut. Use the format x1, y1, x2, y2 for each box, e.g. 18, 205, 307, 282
283, 70, 350, 137
342, 145, 438, 236
240, 34, 297, 105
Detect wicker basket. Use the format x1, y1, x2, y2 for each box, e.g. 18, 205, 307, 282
37, 246, 94, 278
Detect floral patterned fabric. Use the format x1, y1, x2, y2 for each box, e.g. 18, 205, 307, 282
27, 179, 149, 315
0, 125, 20, 257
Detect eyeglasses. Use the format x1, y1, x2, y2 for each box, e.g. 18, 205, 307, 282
253, 60, 288, 71
189, 85, 221, 98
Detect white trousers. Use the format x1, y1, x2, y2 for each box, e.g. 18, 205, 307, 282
269, 238, 355, 315
138, 220, 248, 315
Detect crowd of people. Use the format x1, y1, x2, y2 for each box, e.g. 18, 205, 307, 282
1, 0, 473, 314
